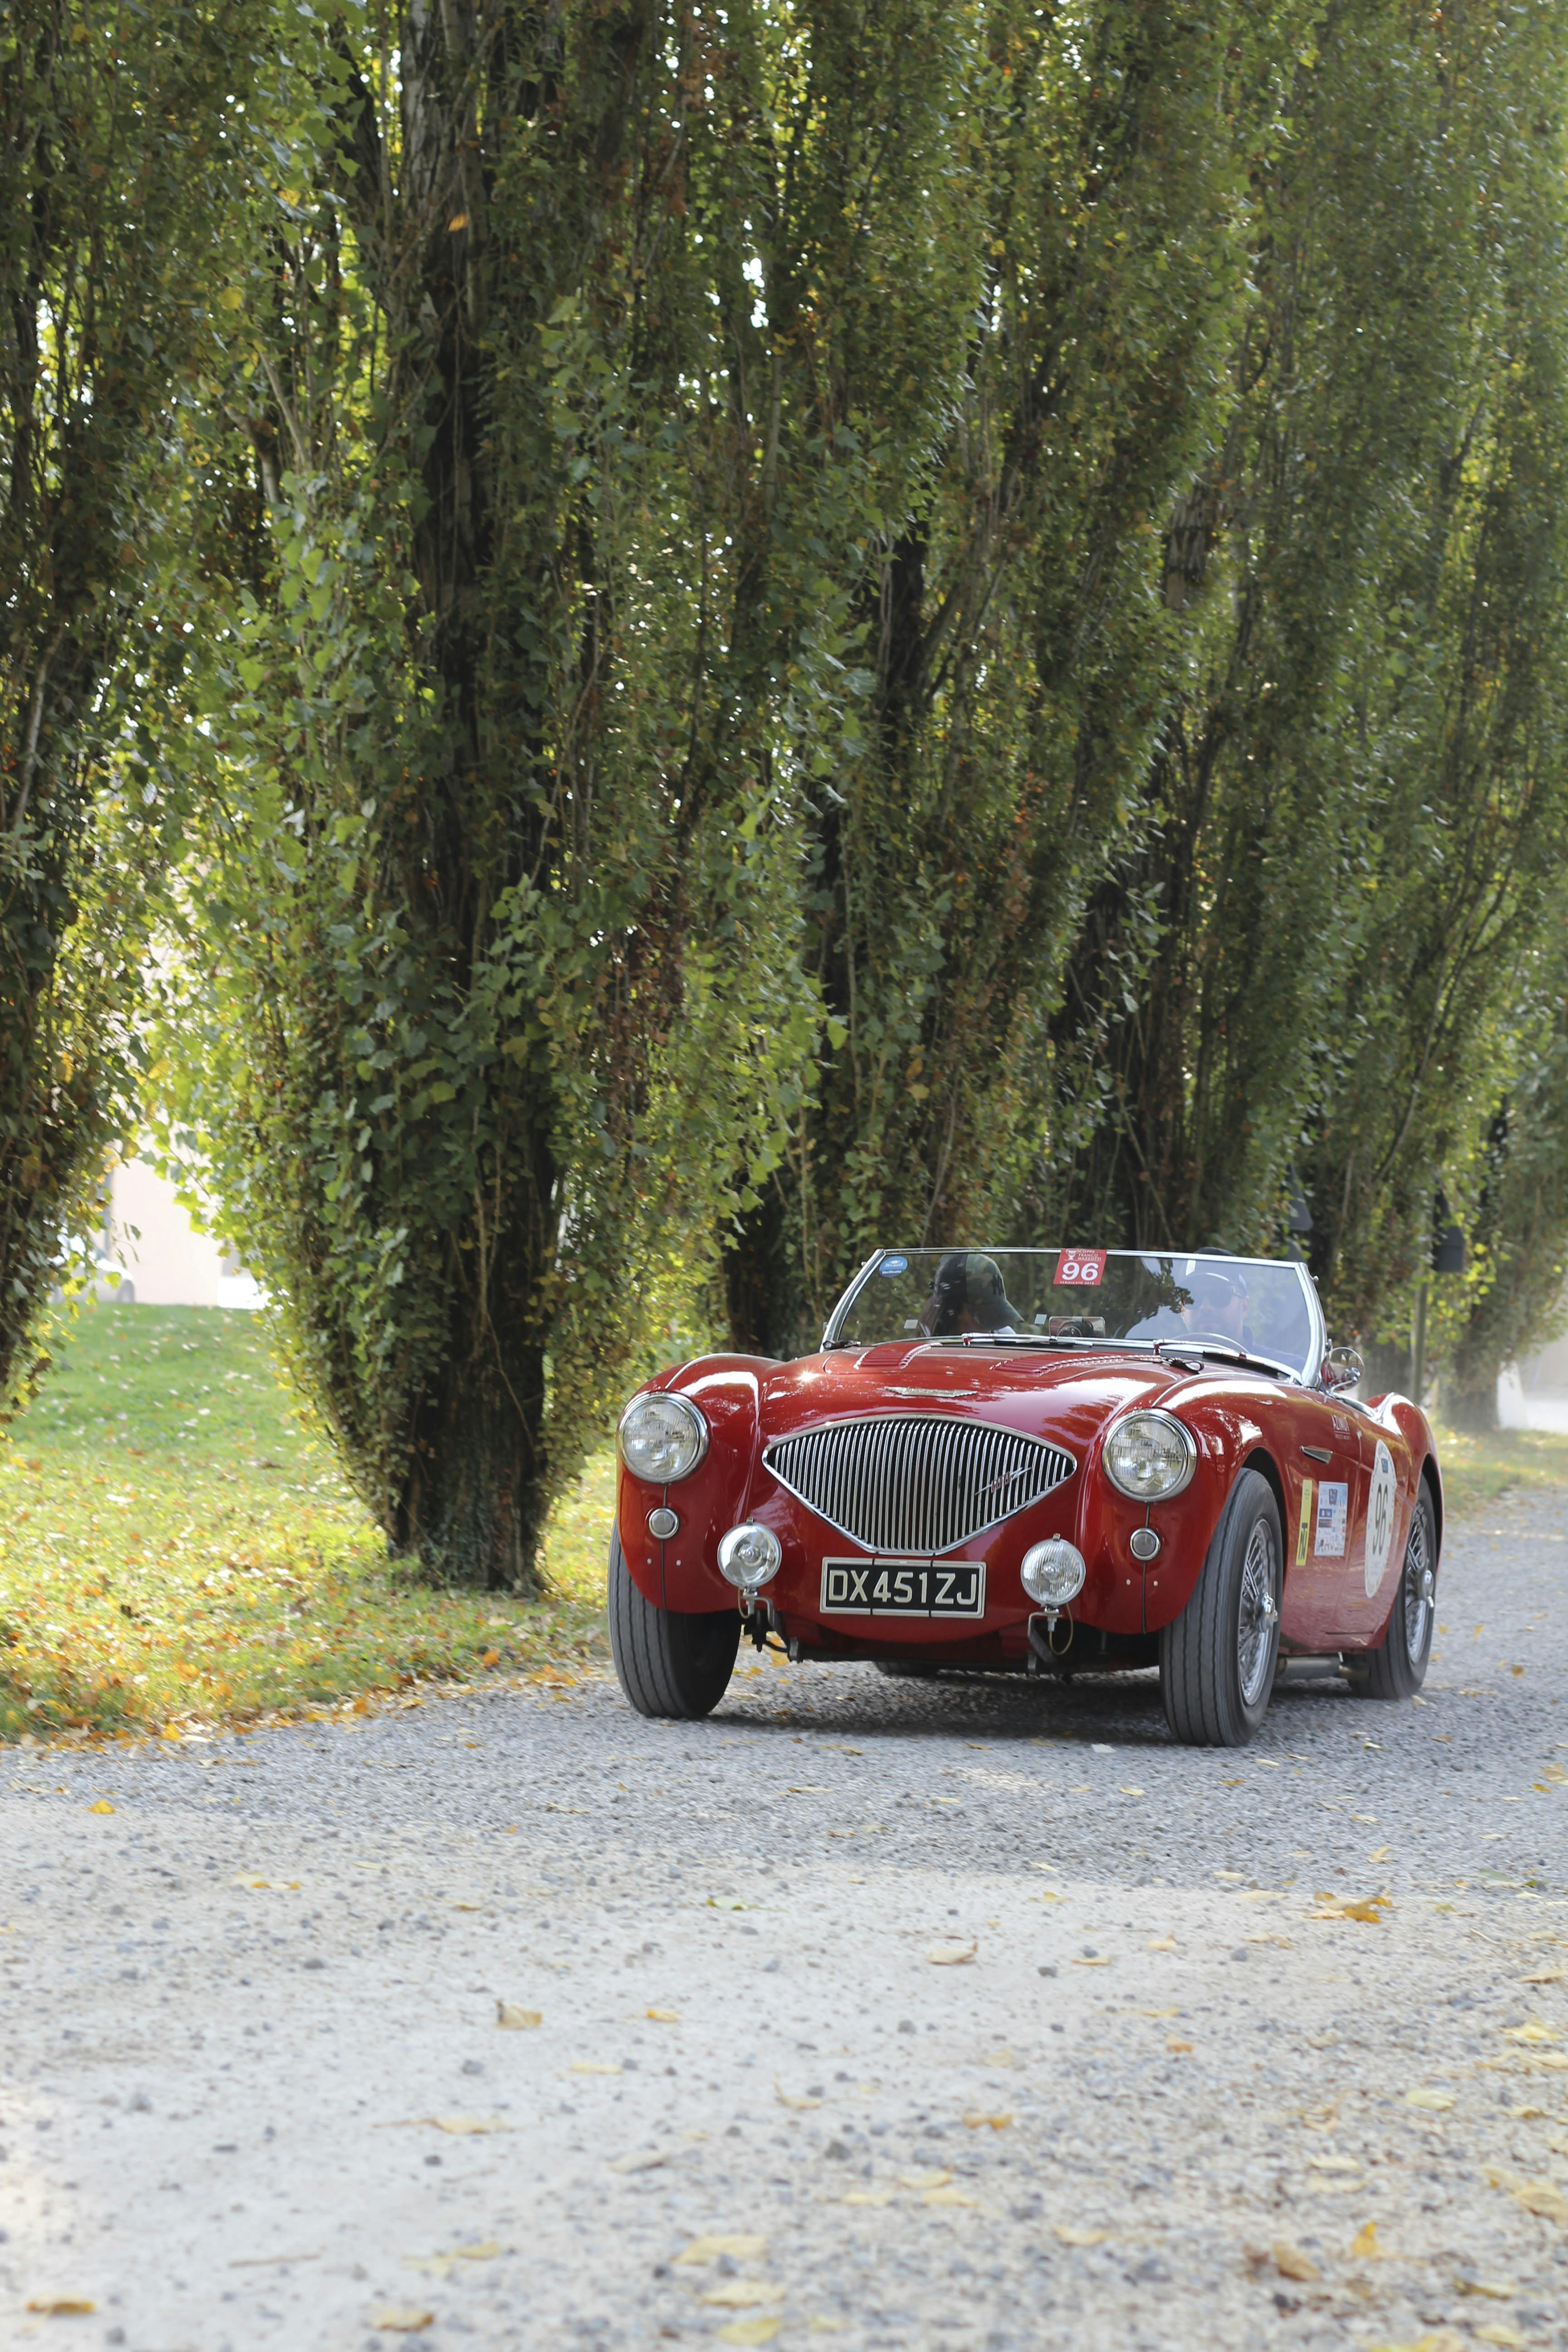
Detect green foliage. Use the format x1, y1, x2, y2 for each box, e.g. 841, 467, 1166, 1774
157, 0, 968, 1581
1441, 976, 1568, 1425
0, 1, 257, 1420
1030, 0, 1568, 1371
726, 0, 1332, 1346
13, 0, 1568, 1555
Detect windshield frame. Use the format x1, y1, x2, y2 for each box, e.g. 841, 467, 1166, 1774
821, 1247, 1325, 1385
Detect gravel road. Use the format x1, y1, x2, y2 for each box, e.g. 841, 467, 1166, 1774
5, 1484, 1568, 2352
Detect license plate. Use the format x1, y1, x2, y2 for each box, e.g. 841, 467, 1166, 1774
820, 1559, 985, 1618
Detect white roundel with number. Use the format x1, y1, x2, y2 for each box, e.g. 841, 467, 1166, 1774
1364, 1439, 1398, 1598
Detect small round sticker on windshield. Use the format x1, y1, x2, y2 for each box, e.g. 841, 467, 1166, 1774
879, 1254, 909, 1276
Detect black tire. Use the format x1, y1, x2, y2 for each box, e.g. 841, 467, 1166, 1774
1349, 1483, 1437, 1701
607, 1528, 740, 1719
1159, 1468, 1282, 1748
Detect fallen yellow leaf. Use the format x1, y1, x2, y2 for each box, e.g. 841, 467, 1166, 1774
775, 2082, 821, 2111
569, 2061, 622, 2077
1405, 2088, 1456, 2112
1273, 2241, 1320, 2282
430, 2116, 511, 2135
1147, 1935, 1177, 1951
607, 2149, 668, 2175
715, 2323, 780, 2348
496, 2002, 541, 2029
87, 1800, 114, 1815
371, 2314, 433, 2334
1474, 2327, 1526, 2350
1501, 2020, 1560, 2045
1351, 2220, 1384, 2261
1167, 2037, 1194, 2054
1072, 1955, 1112, 1968
1485, 2166, 1568, 2223
1310, 1896, 1389, 1923
1054, 2224, 1110, 2246
403, 2241, 502, 2278
1456, 2279, 1520, 2301
674, 2234, 768, 2266
961, 2111, 1013, 2130
701, 2278, 787, 2309
839, 2187, 896, 2206
928, 1939, 977, 1966
25, 2300, 96, 2316
898, 2168, 950, 2191
1362, 2335, 1466, 2352
983, 2046, 1017, 2067
646, 2007, 680, 2023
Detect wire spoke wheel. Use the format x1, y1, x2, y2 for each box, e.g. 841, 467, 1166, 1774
1349, 1481, 1438, 1702
1401, 1500, 1434, 1664
1236, 1519, 1279, 1708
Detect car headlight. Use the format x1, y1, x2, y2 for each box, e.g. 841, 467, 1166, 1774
618, 1391, 708, 1483
1103, 1410, 1196, 1502
1020, 1538, 1086, 1608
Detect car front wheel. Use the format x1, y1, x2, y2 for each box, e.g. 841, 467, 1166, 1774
1159, 1468, 1282, 1748
1348, 1483, 1437, 1701
607, 1529, 740, 1719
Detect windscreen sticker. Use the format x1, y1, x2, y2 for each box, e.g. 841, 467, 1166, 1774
1313, 1481, 1349, 1559
1296, 1479, 1314, 1568
1057, 1248, 1107, 1286
878, 1255, 909, 1277
1364, 1439, 1397, 1596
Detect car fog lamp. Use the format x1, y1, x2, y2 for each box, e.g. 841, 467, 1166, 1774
1103, 1410, 1196, 1502
1020, 1538, 1086, 1609
618, 1391, 708, 1483
717, 1523, 783, 1595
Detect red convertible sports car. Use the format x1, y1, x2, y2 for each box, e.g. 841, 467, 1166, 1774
608, 1248, 1442, 1746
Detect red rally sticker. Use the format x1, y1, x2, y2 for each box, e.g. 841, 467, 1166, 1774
1058, 1249, 1106, 1286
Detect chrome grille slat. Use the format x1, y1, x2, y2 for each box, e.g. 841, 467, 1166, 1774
764, 1415, 1075, 1555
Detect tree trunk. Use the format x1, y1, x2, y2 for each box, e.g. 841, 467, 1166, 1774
1443, 1354, 1502, 1434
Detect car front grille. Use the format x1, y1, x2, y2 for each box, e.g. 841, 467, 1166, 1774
762, 1415, 1075, 1556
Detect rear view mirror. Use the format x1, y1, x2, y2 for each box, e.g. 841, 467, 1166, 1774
1320, 1343, 1363, 1394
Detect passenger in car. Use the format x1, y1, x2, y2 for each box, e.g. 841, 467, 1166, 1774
920, 1252, 1028, 1336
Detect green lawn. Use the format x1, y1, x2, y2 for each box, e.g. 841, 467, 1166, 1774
0, 1302, 612, 1745
1429, 1419, 1568, 1518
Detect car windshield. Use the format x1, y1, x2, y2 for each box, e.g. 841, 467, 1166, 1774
825, 1249, 1317, 1380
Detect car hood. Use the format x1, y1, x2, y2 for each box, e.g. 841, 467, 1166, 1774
759, 1343, 1193, 1453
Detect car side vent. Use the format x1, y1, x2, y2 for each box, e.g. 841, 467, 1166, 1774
763, 1415, 1076, 1557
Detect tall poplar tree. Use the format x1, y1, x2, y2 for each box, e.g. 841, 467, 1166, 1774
163, 0, 988, 1581
0, 0, 250, 1418
1034, 0, 1568, 1351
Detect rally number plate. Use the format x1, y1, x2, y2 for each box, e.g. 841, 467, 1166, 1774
820, 1559, 985, 1619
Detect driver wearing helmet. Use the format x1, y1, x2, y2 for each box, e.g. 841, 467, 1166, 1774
920, 1251, 1028, 1337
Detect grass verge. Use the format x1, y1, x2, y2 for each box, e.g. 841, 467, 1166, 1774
1430, 1420, 1568, 1518
0, 1303, 612, 1746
